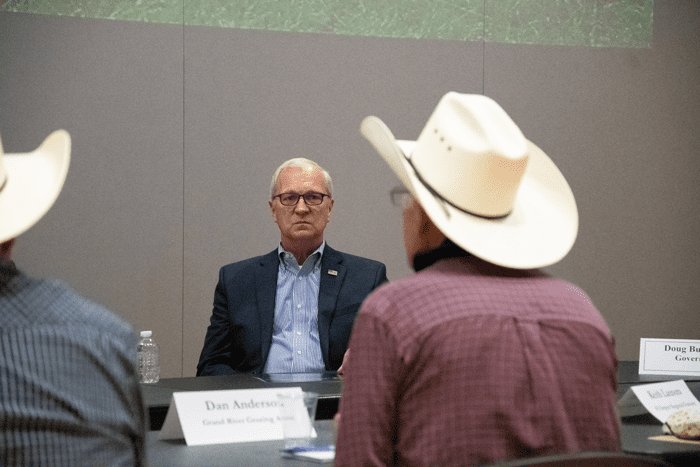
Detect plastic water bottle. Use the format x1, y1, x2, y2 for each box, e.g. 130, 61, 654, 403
137, 330, 160, 383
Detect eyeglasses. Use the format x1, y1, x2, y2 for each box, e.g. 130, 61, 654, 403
273, 191, 329, 206
390, 186, 413, 209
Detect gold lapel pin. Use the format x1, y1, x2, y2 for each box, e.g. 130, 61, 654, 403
328, 270, 338, 276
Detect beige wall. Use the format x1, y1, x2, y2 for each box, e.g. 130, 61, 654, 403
1, 2, 698, 377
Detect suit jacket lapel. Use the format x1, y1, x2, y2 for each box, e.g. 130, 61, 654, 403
318, 245, 346, 368
258, 249, 279, 369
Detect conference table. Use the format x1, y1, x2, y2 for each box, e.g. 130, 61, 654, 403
143, 372, 341, 466
616, 361, 700, 467
143, 371, 342, 431
147, 420, 337, 467
142, 362, 700, 466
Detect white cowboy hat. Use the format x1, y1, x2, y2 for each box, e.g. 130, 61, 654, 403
361, 92, 578, 269
0, 130, 71, 243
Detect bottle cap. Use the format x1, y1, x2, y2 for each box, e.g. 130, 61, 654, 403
140, 330, 153, 337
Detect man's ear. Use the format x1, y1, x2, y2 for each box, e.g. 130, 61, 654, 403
422, 216, 447, 250
269, 200, 277, 223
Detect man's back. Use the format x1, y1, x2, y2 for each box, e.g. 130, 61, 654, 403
336, 255, 620, 467
0, 263, 146, 466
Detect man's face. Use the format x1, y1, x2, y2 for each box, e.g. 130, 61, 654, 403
269, 165, 334, 249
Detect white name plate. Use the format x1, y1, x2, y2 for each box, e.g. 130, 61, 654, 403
639, 338, 700, 376
617, 380, 700, 422
158, 387, 310, 446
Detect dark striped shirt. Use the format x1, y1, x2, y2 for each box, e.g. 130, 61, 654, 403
1, 261, 147, 466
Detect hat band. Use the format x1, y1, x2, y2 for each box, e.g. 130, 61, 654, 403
407, 158, 511, 221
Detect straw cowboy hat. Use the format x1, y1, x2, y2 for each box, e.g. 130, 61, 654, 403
361, 92, 578, 269
0, 130, 71, 243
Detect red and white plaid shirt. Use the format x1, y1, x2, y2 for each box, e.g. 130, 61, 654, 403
336, 255, 620, 467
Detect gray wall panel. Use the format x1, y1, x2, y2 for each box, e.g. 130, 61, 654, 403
0, 13, 185, 377
483, 1, 700, 360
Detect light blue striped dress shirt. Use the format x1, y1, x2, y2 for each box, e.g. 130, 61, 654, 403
264, 242, 326, 373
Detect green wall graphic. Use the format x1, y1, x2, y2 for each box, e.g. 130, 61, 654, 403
1, 0, 653, 48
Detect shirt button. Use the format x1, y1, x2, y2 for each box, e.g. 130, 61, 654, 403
297, 350, 302, 355
297, 304, 302, 309
297, 331, 302, 336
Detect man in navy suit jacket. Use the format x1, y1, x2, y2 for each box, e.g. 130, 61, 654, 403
197, 158, 387, 375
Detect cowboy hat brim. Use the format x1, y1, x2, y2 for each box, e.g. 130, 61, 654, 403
0, 130, 71, 243
361, 116, 578, 269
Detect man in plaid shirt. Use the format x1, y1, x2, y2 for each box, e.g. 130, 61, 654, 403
0, 130, 146, 466
335, 93, 620, 467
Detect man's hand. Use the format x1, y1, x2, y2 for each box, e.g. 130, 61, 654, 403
337, 349, 349, 376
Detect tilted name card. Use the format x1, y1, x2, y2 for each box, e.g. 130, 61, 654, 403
158, 387, 310, 446
639, 338, 700, 376
617, 380, 700, 421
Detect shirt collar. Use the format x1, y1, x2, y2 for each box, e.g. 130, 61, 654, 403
0, 259, 19, 285
411, 238, 469, 272
412, 239, 543, 277
277, 241, 325, 271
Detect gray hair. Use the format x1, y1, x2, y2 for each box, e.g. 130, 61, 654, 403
269, 158, 333, 199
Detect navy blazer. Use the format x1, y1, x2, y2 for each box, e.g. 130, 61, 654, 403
196, 245, 388, 375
